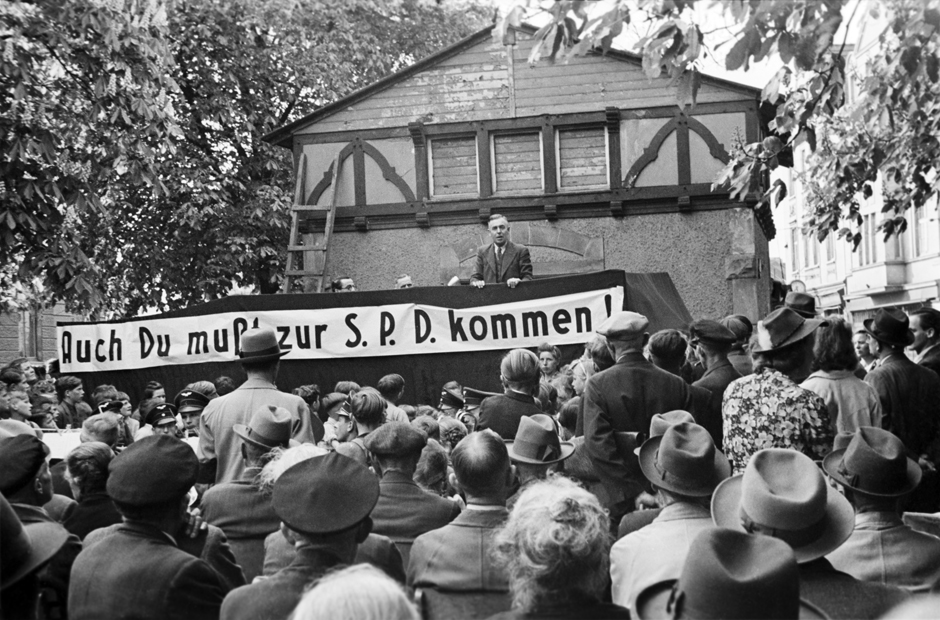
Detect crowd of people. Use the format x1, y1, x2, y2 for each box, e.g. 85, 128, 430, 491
2, 295, 940, 620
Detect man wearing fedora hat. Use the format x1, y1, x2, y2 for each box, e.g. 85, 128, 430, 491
583, 311, 708, 521
785, 291, 818, 319
200, 405, 294, 581
69, 435, 228, 620
689, 319, 742, 447
610, 422, 731, 610
825, 427, 940, 591
364, 422, 461, 567
220, 453, 379, 620
1, 493, 70, 620
198, 326, 323, 484
721, 307, 833, 473
634, 528, 819, 620
862, 307, 940, 511
712, 448, 909, 619
505, 414, 575, 498
1, 434, 82, 620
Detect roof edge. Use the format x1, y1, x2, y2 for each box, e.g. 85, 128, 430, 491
263, 25, 497, 148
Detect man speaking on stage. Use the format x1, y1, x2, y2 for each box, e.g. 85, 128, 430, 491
470, 214, 533, 289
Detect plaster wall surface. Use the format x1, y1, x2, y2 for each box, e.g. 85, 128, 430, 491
323, 210, 755, 321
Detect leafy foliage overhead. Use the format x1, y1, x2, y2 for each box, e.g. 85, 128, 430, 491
502, 0, 940, 247
1, 0, 488, 316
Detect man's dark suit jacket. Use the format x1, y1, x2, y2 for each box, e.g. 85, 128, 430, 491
799, 559, 908, 620
692, 357, 742, 448
220, 546, 344, 620
408, 507, 509, 591
84, 521, 246, 593
919, 346, 940, 378
470, 241, 533, 284
864, 353, 940, 456
583, 351, 708, 513
370, 470, 461, 568
478, 391, 542, 440
69, 522, 226, 620
62, 492, 122, 541
14, 503, 82, 620
200, 473, 280, 582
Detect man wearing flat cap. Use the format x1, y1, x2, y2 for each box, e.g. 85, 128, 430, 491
198, 326, 324, 484
689, 319, 742, 447
365, 421, 461, 567
582, 311, 709, 522
68, 435, 227, 620
862, 308, 940, 512
1, 434, 82, 620
200, 405, 293, 581
220, 452, 379, 620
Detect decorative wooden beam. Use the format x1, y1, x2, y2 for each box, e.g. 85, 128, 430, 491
416, 212, 430, 228
605, 107, 622, 190
544, 204, 558, 220
409, 121, 429, 200
354, 216, 368, 231
476, 123, 492, 198
541, 116, 557, 194
353, 137, 366, 206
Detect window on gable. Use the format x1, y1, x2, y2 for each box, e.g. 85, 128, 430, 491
492, 132, 542, 193
429, 136, 478, 197
556, 127, 608, 191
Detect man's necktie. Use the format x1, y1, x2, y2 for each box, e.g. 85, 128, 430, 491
495, 247, 502, 277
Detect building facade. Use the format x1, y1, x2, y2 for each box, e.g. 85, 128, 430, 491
266, 26, 773, 320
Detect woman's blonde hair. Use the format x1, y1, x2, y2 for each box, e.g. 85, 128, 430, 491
291, 564, 419, 620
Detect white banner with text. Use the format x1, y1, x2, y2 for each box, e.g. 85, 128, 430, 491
58, 286, 623, 372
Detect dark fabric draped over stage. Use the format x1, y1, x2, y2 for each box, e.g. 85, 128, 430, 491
60, 271, 691, 406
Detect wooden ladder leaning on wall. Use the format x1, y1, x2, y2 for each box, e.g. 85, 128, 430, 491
282, 152, 341, 293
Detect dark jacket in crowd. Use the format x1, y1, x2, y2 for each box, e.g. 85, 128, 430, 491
200, 471, 280, 582
408, 506, 510, 591
69, 521, 227, 620
62, 492, 122, 541
84, 521, 247, 593
478, 391, 542, 440
864, 353, 940, 457
370, 470, 461, 567
919, 346, 940, 378
691, 358, 741, 447
220, 546, 344, 620
263, 530, 406, 583
582, 351, 708, 513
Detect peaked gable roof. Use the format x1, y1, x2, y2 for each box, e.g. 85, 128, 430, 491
264, 24, 760, 148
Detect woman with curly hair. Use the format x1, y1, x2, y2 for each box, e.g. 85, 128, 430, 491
491, 476, 629, 619
62, 442, 122, 540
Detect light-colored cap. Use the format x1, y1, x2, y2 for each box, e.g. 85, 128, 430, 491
596, 311, 649, 340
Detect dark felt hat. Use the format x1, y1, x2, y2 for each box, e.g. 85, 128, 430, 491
439, 388, 465, 409
145, 403, 177, 428
107, 434, 198, 506
0, 435, 50, 495
363, 421, 427, 457
97, 400, 124, 414
174, 389, 211, 414
863, 307, 915, 348
785, 291, 818, 319
233, 405, 296, 450
635, 528, 825, 620
272, 452, 378, 535
462, 387, 497, 409
1, 494, 69, 591
596, 311, 649, 340
712, 448, 854, 563
823, 426, 921, 498
752, 307, 827, 354
688, 320, 737, 345
238, 327, 288, 364
506, 414, 574, 465
638, 422, 731, 496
